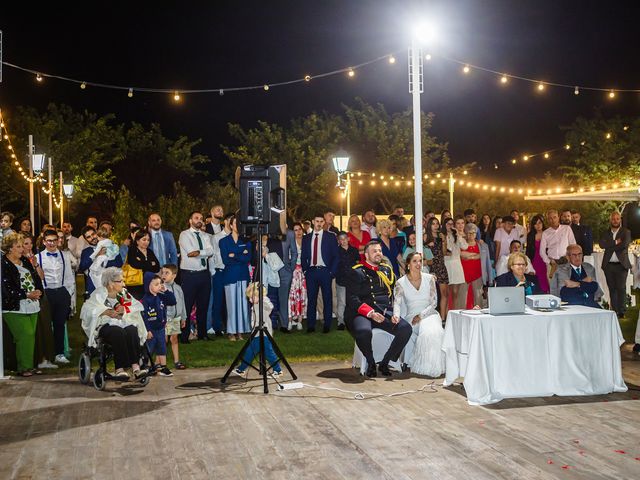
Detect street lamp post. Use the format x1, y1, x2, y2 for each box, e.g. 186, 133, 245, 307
62, 181, 74, 227
332, 149, 351, 231
409, 34, 424, 241
30, 146, 45, 234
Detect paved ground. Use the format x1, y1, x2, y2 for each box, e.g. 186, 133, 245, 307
1, 346, 639, 480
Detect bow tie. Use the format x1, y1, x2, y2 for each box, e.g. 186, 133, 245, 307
46, 252, 59, 257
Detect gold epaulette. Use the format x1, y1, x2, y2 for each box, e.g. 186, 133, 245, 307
352, 263, 364, 270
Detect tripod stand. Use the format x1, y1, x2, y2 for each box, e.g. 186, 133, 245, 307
221, 224, 296, 393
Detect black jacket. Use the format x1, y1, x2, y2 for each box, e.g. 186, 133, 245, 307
599, 227, 631, 270
494, 271, 542, 295
345, 262, 396, 322
1, 255, 44, 311
336, 245, 360, 286
571, 223, 594, 256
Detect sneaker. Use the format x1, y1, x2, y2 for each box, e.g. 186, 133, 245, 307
114, 369, 130, 381
271, 370, 283, 378
133, 368, 149, 379
158, 366, 173, 377
54, 354, 70, 364
232, 368, 246, 377
296, 322, 303, 331
207, 328, 215, 335
38, 360, 58, 369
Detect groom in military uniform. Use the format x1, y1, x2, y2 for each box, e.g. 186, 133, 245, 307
345, 241, 412, 377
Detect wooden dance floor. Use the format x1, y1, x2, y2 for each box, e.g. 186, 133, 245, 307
1, 346, 639, 479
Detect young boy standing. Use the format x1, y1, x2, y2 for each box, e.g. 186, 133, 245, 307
160, 264, 187, 370
141, 272, 176, 376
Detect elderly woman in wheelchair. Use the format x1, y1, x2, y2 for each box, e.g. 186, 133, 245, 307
80, 267, 150, 385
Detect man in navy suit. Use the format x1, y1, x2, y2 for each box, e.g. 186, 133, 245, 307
301, 214, 339, 333
550, 244, 602, 308
148, 213, 178, 267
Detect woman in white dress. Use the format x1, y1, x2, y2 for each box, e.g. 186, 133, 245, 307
443, 216, 467, 309
393, 251, 445, 377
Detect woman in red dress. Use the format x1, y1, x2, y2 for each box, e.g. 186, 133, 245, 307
347, 214, 371, 262
460, 223, 484, 308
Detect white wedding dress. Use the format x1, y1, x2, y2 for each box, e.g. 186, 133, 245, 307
393, 273, 445, 377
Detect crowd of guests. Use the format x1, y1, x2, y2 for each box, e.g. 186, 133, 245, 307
1, 202, 637, 379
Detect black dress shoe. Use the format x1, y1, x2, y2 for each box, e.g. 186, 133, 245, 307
307, 327, 315, 333
280, 327, 290, 334
633, 343, 640, 353
180, 338, 190, 345
365, 363, 377, 378
378, 363, 392, 377
322, 326, 330, 334
215, 331, 225, 337
337, 324, 345, 331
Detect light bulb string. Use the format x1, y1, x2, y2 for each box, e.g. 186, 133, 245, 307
1, 53, 395, 94
440, 55, 638, 93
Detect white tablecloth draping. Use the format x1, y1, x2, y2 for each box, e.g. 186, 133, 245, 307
588, 251, 637, 307
443, 306, 627, 405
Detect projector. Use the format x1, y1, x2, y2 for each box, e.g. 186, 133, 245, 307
526, 294, 561, 309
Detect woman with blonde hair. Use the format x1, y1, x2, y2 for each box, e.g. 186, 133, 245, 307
494, 252, 543, 295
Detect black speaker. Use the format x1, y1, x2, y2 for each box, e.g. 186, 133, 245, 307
622, 201, 640, 240
236, 164, 286, 235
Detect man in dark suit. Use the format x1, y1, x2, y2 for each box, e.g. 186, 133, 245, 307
599, 211, 632, 317
301, 214, 339, 333
566, 209, 593, 256
550, 244, 602, 308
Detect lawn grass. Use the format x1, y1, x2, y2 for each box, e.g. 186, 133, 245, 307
6, 276, 639, 375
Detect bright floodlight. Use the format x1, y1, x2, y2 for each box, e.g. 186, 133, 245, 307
31, 153, 46, 173
332, 149, 350, 174
63, 183, 74, 198
411, 21, 438, 44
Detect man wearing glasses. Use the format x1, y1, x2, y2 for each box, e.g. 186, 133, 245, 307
38, 229, 76, 363
550, 244, 602, 308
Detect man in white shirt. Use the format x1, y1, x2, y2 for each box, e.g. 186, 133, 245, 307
178, 211, 214, 342
510, 210, 527, 246
62, 222, 82, 264
540, 209, 576, 279
361, 210, 378, 239
207, 213, 232, 336
494, 216, 520, 260
38, 228, 75, 363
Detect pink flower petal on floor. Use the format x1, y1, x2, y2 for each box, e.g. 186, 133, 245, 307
547, 460, 554, 464
561, 465, 572, 470
613, 450, 626, 454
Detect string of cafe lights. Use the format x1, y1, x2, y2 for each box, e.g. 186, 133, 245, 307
1, 108, 64, 206
3, 45, 639, 101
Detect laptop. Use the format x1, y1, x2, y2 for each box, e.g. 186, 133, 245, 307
486, 286, 526, 315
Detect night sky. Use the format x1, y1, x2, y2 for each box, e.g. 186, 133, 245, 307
1, 0, 639, 181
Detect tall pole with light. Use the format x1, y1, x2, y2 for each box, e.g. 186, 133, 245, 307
47, 157, 53, 225
29, 142, 46, 234
332, 149, 351, 231
62, 181, 74, 227
409, 29, 425, 241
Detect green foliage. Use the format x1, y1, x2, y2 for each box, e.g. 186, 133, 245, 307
222, 98, 458, 219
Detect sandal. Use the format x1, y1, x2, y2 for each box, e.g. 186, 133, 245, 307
29, 368, 43, 375
174, 362, 186, 370
18, 371, 33, 377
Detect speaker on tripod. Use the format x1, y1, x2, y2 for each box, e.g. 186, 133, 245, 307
235, 164, 287, 236
222, 164, 296, 393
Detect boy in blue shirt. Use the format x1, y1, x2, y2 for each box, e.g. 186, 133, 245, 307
141, 272, 176, 376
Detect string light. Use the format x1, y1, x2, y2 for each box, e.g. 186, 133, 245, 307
128, 88, 133, 98
388, 55, 396, 64
500, 74, 508, 84
425, 53, 432, 61
574, 86, 580, 95
463, 64, 470, 74
608, 90, 616, 99
263, 84, 270, 91
347, 68, 355, 78
565, 144, 571, 150
544, 153, 550, 159
537, 82, 545, 92
36, 73, 43, 82
173, 91, 181, 101
80, 81, 87, 89
304, 75, 312, 82
605, 132, 611, 139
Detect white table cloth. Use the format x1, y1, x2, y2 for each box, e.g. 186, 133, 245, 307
443, 306, 627, 405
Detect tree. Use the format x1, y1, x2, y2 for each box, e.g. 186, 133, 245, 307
222, 99, 456, 219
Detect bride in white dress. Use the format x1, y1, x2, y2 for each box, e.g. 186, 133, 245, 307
393, 251, 445, 377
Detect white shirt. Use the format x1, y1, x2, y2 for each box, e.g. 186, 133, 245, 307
610, 228, 621, 263
539, 225, 576, 264
38, 249, 75, 295
514, 224, 527, 245
493, 227, 520, 258
179, 228, 214, 271
310, 230, 326, 267
209, 222, 223, 235
66, 235, 81, 260
209, 229, 230, 273
362, 223, 377, 239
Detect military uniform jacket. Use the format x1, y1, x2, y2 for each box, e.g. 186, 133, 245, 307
345, 261, 397, 322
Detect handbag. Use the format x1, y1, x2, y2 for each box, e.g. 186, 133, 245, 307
122, 261, 143, 287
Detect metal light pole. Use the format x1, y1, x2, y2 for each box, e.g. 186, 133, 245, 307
332, 149, 351, 232
28, 135, 35, 235
409, 38, 424, 240
48, 157, 53, 225
59, 172, 64, 225
448, 172, 455, 216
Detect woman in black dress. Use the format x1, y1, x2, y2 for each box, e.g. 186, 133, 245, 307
126, 229, 160, 299
425, 217, 449, 320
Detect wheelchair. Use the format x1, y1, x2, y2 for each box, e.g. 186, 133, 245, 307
78, 337, 153, 391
